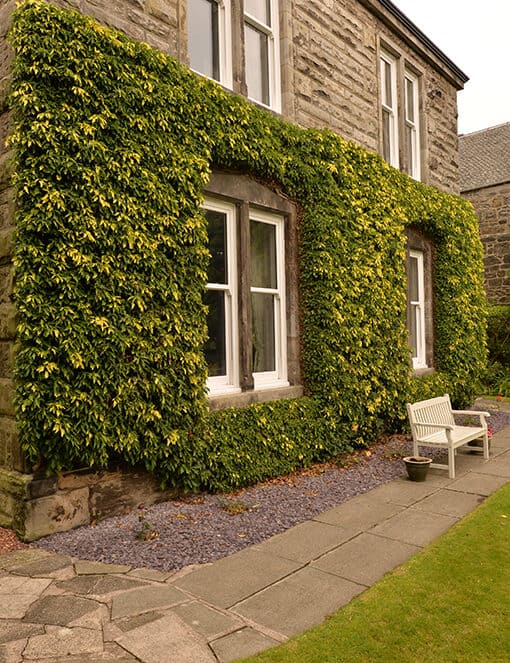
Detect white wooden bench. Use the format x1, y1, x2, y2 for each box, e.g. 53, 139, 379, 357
406, 394, 490, 479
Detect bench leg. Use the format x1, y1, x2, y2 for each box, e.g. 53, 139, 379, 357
448, 447, 455, 479
483, 432, 490, 460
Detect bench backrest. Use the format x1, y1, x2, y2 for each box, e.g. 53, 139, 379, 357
407, 394, 455, 440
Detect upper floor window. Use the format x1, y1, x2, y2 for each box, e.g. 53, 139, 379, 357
188, 0, 232, 88
404, 70, 421, 180
243, 0, 281, 111
380, 47, 423, 181
380, 50, 399, 168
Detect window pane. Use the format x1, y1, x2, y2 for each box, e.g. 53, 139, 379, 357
410, 304, 419, 358
382, 109, 391, 162
206, 209, 227, 284
245, 23, 270, 105
252, 292, 275, 372
406, 125, 414, 176
409, 256, 419, 301
245, 0, 270, 25
384, 60, 392, 107
406, 77, 415, 123
250, 220, 276, 288
188, 0, 219, 80
205, 289, 226, 376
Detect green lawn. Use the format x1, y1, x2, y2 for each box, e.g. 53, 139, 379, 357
239, 482, 510, 663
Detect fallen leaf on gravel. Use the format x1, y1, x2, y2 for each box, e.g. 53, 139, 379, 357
238, 533, 246, 538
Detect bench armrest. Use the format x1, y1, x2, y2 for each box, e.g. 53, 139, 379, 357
451, 410, 490, 425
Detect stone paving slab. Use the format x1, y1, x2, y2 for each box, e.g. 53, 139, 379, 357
365, 478, 443, 506
210, 627, 281, 663
370, 508, 458, 547
116, 613, 216, 663
22, 626, 104, 660
449, 452, 492, 476
0, 638, 26, 663
56, 573, 149, 596
254, 519, 359, 563
111, 583, 189, 619
0, 549, 53, 572
413, 488, 485, 517
172, 547, 302, 609
171, 600, 243, 640
0, 620, 44, 645
311, 532, 420, 586
314, 493, 404, 530
473, 454, 510, 477
23, 594, 102, 626
448, 472, 509, 496
234, 566, 365, 637
127, 567, 175, 582
0, 575, 52, 619
74, 560, 131, 575
4, 553, 73, 578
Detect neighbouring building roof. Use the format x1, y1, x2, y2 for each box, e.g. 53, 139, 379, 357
459, 122, 510, 192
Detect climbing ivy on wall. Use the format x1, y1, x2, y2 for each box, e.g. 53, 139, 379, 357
7, 0, 487, 490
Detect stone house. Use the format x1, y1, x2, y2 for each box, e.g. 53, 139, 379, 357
459, 123, 510, 306
0, 0, 477, 539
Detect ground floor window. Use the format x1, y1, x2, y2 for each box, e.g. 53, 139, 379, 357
203, 174, 299, 398
406, 229, 434, 371
408, 249, 426, 368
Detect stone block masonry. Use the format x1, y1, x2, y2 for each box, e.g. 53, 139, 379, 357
463, 181, 510, 305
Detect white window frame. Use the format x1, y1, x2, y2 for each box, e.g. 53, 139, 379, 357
243, 0, 281, 112
380, 50, 399, 168
404, 69, 421, 181
250, 207, 288, 389
188, 0, 233, 89
409, 249, 427, 369
204, 198, 240, 395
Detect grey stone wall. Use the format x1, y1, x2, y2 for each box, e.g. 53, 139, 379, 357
463, 183, 510, 306
51, 0, 462, 194
0, 0, 20, 473
286, 0, 461, 194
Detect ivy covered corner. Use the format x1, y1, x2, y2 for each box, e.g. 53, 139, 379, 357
0, 1, 487, 538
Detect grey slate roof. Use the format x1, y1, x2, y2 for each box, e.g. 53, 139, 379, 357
459, 122, 510, 192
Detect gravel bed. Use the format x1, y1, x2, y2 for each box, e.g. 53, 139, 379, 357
29, 406, 510, 573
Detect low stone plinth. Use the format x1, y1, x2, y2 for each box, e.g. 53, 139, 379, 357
0, 465, 178, 541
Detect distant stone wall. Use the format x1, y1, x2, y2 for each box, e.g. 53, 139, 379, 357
463, 182, 510, 305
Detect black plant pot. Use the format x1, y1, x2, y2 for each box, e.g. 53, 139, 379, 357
403, 456, 432, 482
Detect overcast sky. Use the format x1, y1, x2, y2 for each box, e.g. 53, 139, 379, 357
393, 0, 510, 135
